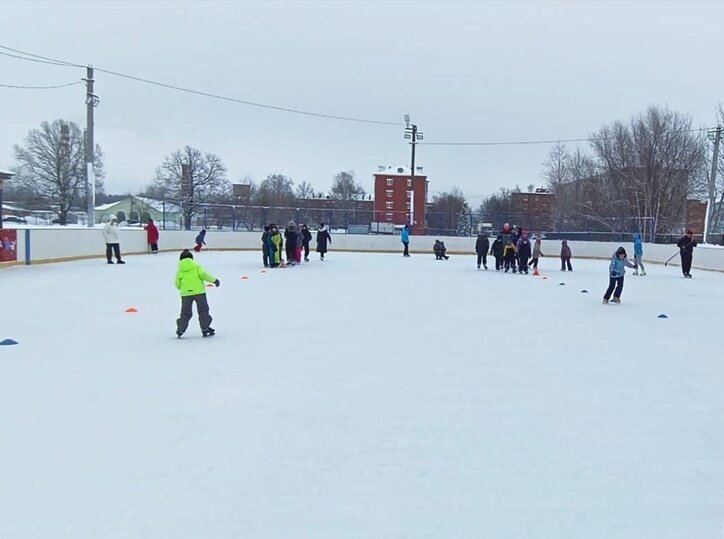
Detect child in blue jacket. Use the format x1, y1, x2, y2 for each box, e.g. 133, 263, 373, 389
603, 246, 637, 304
632, 233, 646, 276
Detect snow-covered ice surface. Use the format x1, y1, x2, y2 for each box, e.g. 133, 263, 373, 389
2, 252, 724, 538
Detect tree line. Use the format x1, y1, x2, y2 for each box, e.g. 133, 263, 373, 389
5, 120, 369, 226
480, 105, 724, 237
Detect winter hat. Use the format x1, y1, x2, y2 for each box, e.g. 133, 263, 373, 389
179, 249, 193, 260
616, 246, 627, 257
109, 215, 117, 222
264, 225, 270, 232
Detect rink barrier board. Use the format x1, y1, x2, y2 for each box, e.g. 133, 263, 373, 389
0, 228, 722, 272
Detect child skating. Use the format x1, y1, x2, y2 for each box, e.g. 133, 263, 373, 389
632, 232, 646, 276
529, 235, 544, 270
602, 246, 636, 304
193, 229, 207, 252
560, 240, 572, 271
175, 249, 220, 337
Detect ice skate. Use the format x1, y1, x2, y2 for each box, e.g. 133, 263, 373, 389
202, 327, 215, 338
602, 299, 609, 304
611, 297, 621, 304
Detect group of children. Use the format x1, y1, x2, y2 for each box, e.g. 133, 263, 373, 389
477, 224, 572, 275
261, 221, 332, 268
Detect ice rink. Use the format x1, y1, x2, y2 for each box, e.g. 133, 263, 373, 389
1, 250, 723, 538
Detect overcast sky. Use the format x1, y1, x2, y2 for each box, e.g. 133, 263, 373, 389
2, 0, 724, 204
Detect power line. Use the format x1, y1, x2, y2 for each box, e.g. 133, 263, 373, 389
0, 45, 82, 67
0, 44, 401, 126
0, 80, 82, 90
93, 66, 402, 126
0, 50, 73, 68
421, 127, 712, 147
421, 137, 592, 147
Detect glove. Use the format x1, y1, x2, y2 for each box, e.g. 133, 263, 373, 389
214, 279, 220, 287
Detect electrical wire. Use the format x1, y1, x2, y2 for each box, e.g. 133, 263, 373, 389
1, 45, 717, 136
421, 138, 592, 146
93, 66, 402, 126
0, 44, 401, 126
421, 128, 712, 147
0, 80, 82, 90
0, 45, 83, 67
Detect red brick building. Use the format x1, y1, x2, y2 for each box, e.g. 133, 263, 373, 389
373, 166, 428, 235
684, 199, 707, 235
511, 190, 555, 231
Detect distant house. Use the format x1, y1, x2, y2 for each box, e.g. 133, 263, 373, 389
95, 196, 181, 225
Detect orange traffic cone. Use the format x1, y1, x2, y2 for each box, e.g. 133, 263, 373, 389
533, 267, 540, 276
125, 307, 138, 313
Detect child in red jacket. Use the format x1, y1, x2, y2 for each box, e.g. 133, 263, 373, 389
144, 218, 159, 254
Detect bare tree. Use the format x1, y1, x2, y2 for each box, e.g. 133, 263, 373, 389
12, 119, 105, 224
148, 146, 229, 229
428, 187, 467, 235
255, 174, 296, 207
295, 180, 315, 200
590, 106, 706, 234
330, 171, 365, 208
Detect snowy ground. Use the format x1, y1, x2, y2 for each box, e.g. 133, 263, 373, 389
1, 251, 723, 538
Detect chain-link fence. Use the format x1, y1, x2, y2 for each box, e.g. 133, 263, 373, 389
148, 200, 717, 245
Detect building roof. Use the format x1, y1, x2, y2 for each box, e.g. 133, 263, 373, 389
374, 166, 426, 177
95, 195, 181, 214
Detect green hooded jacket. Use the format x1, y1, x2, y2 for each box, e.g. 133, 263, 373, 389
175, 258, 217, 297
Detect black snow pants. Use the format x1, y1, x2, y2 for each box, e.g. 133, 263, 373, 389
177, 294, 213, 333
604, 276, 624, 300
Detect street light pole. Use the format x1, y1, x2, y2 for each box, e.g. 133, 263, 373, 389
704, 126, 722, 243
84, 66, 99, 227
404, 116, 423, 229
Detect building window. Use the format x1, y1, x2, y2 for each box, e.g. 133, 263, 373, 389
386, 190, 393, 198
407, 190, 413, 199
407, 179, 412, 187
386, 202, 393, 209
406, 203, 411, 211
385, 212, 393, 221
387, 178, 393, 186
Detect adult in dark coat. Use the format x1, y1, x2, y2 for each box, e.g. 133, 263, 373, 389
490, 235, 503, 271
284, 221, 299, 266
261, 225, 271, 267
475, 232, 489, 270
300, 224, 313, 262
316, 223, 332, 261
677, 230, 697, 278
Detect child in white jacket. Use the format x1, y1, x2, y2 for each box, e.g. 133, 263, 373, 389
102, 215, 125, 264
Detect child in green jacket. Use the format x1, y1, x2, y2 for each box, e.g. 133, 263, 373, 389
175, 249, 219, 338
